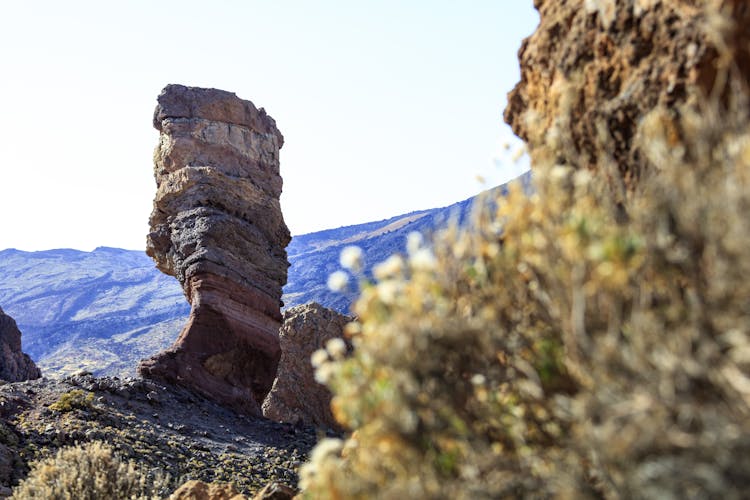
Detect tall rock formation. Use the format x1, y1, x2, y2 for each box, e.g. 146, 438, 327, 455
138, 84, 290, 416
0, 307, 41, 382
262, 303, 352, 431
504, 0, 749, 203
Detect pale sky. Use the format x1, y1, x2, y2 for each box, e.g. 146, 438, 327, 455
0, 1, 538, 251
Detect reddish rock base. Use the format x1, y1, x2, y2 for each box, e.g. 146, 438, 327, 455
139, 274, 281, 415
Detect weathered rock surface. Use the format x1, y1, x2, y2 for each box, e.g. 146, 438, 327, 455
168, 479, 246, 500
0, 307, 40, 382
168, 480, 295, 500
504, 0, 749, 203
263, 303, 351, 431
138, 84, 291, 416
251, 481, 296, 500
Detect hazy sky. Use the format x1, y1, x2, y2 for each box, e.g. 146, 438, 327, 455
0, 1, 538, 251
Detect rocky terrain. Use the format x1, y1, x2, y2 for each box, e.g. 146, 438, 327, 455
139, 85, 291, 417
0, 372, 321, 497
0, 309, 39, 383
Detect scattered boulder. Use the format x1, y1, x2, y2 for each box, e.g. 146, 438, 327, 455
252, 481, 296, 500
138, 84, 291, 416
168, 480, 246, 500
0, 307, 40, 382
504, 0, 749, 201
168, 480, 296, 500
263, 303, 351, 431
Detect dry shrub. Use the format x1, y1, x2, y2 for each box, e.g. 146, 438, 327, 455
11, 441, 170, 499
48, 389, 94, 413
299, 7, 750, 500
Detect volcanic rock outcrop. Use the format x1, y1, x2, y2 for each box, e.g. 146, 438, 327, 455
262, 303, 351, 431
0, 307, 41, 382
505, 0, 750, 202
138, 84, 290, 416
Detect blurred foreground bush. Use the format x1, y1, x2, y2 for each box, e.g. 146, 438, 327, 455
300, 14, 750, 500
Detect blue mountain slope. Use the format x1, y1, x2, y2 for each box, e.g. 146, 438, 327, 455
284, 172, 531, 312
0, 247, 190, 377
0, 173, 530, 377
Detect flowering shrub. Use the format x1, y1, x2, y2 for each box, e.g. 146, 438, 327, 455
299, 17, 750, 500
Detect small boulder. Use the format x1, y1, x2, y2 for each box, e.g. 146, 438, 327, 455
168, 480, 246, 500
252, 481, 296, 500
262, 303, 352, 431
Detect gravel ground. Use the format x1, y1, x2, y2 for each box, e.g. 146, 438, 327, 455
0, 373, 325, 496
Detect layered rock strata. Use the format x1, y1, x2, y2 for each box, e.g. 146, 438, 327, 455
0, 307, 41, 382
262, 303, 352, 431
138, 84, 290, 416
504, 0, 749, 202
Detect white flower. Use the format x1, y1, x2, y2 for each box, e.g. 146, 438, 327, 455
376, 280, 400, 304
326, 338, 347, 359
310, 438, 344, 462
574, 169, 592, 187
549, 164, 571, 181
311, 348, 329, 368
314, 363, 335, 384
373, 254, 404, 280
327, 270, 349, 292
299, 438, 344, 490
410, 248, 437, 271
406, 231, 423, 255
339, 246, 364, 271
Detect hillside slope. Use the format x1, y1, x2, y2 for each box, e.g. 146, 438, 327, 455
283, 178, 528, 311
0, 247, 189, 377
0, 373, 317, 495
0, 174, 529, 377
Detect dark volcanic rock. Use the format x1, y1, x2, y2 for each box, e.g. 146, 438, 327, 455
138, 84, 290, 416
0, 307, 40, 382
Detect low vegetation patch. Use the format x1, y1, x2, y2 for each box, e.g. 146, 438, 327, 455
48, 389, 94, 413
11, 441, 170, 499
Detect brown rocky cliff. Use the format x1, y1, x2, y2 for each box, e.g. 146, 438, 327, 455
262, 303, 352, 431
504, 0, 749, 204
0, 307, 41, 382
138, 84, 290, 416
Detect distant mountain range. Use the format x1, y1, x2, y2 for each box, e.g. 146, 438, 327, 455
0, 247, 189, 377
0, 174, 529, 378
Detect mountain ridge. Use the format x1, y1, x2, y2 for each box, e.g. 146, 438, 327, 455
0, 173, 530, 378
